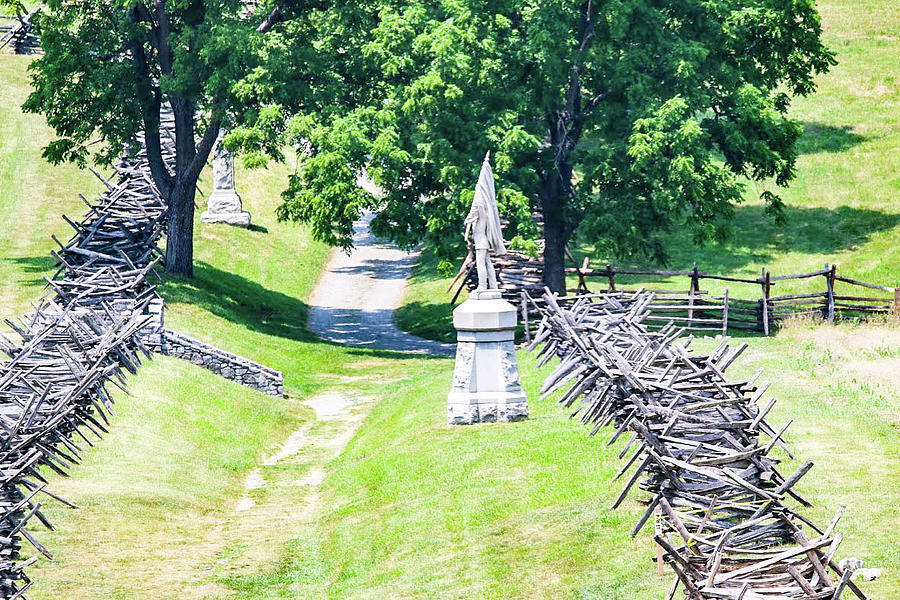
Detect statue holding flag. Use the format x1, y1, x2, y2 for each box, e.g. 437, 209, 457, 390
447, 150, 527, 425
464, 152, 506, 292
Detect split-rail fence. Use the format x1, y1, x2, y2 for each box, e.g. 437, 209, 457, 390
455, 250, 899, 336
526, 288, 874, 599
0, 10, 41, 54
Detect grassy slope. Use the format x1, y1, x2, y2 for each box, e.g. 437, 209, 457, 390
1, 2, 897, 596
396, 0, 900, 338
0, 55, 447, 598
292, 323, 897, 600
0, 56, 102, 319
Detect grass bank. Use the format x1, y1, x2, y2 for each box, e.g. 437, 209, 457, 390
2, 3, 897, 594
238, 322, 896, 599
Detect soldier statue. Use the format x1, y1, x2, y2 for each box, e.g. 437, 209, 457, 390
463, 152, 506, 292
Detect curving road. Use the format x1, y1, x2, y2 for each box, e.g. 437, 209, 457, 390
307, 213, 455, 356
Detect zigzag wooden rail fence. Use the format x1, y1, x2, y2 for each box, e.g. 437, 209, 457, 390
454, 249, 899, 336
525, 288, 872, 600
0, 111, 173, 596
0, 9, 41, 54
0, 106, 281, 595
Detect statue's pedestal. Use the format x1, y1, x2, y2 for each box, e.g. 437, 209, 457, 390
201, 190, 251, 227
447, 290, 528, 425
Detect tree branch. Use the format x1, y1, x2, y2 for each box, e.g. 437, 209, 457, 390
257, 6, 284, 33
129, 7, 173, 196
183, 108, 223, 185
154, 0, 173, 75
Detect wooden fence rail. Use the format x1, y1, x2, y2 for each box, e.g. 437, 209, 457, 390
524, 289, 872, 599
456, 250, 898, 335
0, 9, 41, 54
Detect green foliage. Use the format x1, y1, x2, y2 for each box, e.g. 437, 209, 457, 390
0, 0, 24, 14
22, 0, 319, 166
22, 0, 356, 274
271, 0, 834, 269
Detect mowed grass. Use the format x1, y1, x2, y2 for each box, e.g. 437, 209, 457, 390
0, 56, 103, 318
1, 1, 898, 596
231, 324, 897, 599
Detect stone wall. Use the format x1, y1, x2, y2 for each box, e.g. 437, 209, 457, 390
155, 329, 284, 396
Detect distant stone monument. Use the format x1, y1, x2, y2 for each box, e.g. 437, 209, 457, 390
447, 153, 528, 425
201, 131, 251, 227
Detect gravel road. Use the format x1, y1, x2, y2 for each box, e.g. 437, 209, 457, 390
307, 213, 454, 356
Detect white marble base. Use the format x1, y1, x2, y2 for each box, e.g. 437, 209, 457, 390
447, 291, 528, 425
201, 210, 252, 227
201, 189, 251, 227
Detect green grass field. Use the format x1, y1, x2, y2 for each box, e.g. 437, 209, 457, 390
0, 1, 898, 596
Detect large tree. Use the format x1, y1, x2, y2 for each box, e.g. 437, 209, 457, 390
22, 0, 336, 276
269, 1, 834, 292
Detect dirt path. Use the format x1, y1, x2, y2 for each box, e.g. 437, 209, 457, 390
307, 213, 454, 356
195, 389, 374, 595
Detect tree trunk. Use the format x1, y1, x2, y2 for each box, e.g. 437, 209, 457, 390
543, 206, 567, 293
166, 181, 196, 277
164, 98, 201, 277
539, 175, 569, 294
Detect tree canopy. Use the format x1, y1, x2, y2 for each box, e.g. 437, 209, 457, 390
23, 0, 336, 276
263, 0, 835, 291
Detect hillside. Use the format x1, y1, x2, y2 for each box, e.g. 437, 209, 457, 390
0, 2, 897, 596
396, 0, 900, 342
0, 55, 442, 598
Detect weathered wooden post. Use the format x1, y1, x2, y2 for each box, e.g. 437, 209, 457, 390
688, 262, 700, 328
722, 288, 730, 335
825, 263, 837, 324
520, 292, 531, 345
606, 263, 616, 291
760, 268, 771, 335
893, 288, 900, 317
655, 506, 665, 577
690, 262, 700, 294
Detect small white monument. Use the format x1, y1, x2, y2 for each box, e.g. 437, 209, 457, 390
447, 153, 528, 425
201, 131, 251, 227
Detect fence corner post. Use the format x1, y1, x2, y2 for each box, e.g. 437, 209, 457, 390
690, 261, 700, 294
521, 292, 531, 344
893, 288, 900, 317
760, 268, 771, 335
825, 263, 836, 325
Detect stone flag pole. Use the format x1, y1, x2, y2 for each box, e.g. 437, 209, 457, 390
201, 130, 252, 227
447, 153, 528, 425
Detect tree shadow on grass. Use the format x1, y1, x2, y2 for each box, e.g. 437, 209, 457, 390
613, 204, 900, 275
161, 261, 450, 359
162, 260, 319, 343
798, 122, 866, 155
3, 255, 58, 288
394, 300, 456, 344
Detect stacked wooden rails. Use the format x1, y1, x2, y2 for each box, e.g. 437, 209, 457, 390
457, 248, 900, 334
453, 247, 546, 304
0, 114, 174, 597
0, 10, 41, 54
0, 301, 152, 597
526, 289, 870, 600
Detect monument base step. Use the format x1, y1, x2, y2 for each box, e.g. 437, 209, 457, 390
447, 390, 529, 425
201, 210, 252, 227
